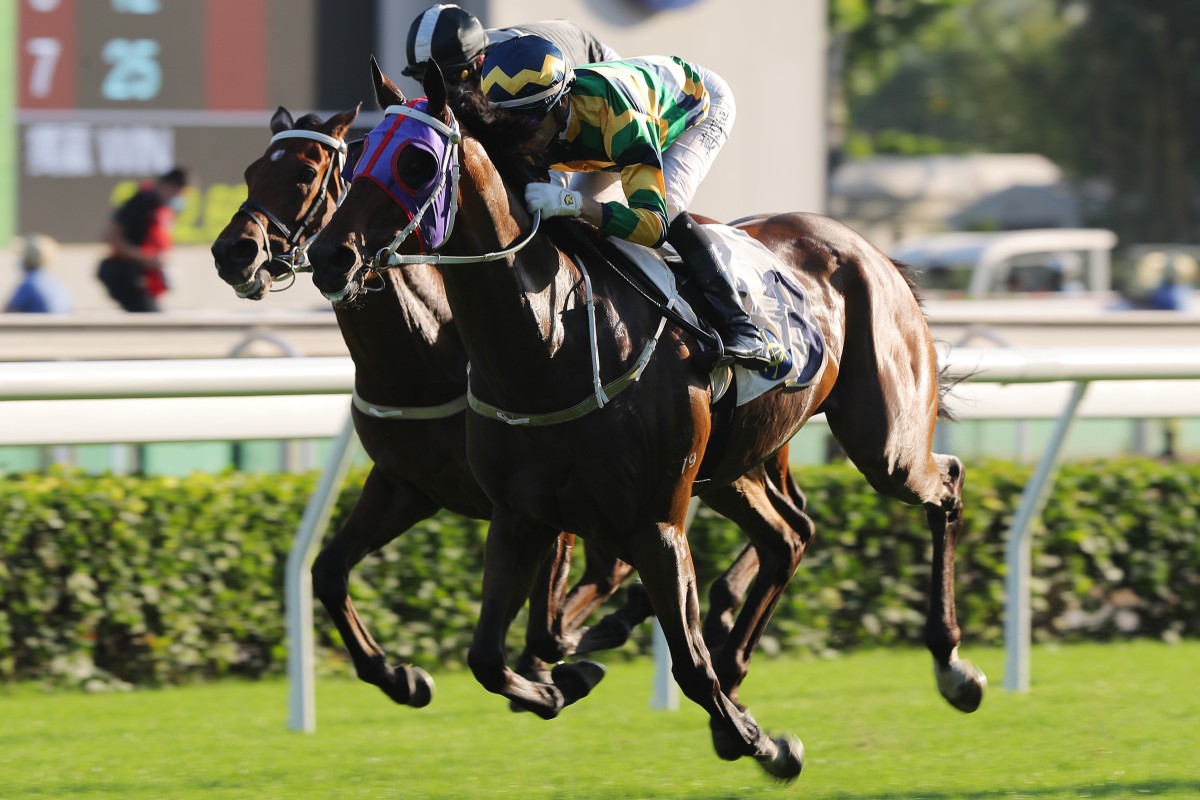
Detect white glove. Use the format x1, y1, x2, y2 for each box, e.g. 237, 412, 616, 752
525, 183, 583, 218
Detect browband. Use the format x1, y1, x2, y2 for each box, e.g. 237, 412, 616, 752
382, 104, 461, 142
270, 129, 349, 154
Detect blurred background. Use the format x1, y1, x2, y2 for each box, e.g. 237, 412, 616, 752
2, 0, 1199, 470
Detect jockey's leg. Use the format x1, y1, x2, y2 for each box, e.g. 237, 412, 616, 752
668, 212, 772, 369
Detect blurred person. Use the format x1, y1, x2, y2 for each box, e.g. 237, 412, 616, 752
1149, 258, 1193, 311
97, 166, 189, 312
4, 233, 72, 313
473, 36, 772, 368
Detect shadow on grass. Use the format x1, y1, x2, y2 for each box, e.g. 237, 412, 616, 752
791, 780, 1200, 800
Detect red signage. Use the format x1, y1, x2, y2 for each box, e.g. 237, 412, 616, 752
18, 0, 77, 109
204, 0, 267, 110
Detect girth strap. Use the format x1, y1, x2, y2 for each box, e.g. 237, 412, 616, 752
351, 388, 468, 420
466, 315, 668, 427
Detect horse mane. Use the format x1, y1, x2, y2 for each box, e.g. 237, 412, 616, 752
448, 86, 602, 259
449, 86, 548, 187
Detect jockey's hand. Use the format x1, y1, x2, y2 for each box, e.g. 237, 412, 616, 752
525, 183, 583, 219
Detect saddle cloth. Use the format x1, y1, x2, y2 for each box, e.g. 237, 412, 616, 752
606, 224, 825, 406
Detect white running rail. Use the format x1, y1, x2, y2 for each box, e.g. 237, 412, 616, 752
4, 347, 1200, 727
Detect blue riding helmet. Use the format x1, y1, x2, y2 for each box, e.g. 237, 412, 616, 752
479, 35, 573, 115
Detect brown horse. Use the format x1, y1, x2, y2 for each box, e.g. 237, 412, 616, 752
306, 60, 986, 782
209, 106, 661, 708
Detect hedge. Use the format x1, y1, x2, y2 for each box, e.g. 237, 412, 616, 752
1, 459, 1197, 688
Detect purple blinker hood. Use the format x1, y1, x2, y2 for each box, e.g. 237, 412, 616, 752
349, 98, 459, 253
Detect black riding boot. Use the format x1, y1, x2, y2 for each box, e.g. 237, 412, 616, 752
667, 212, 772, 369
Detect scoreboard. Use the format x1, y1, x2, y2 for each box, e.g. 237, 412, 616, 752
13, 0, 379, 243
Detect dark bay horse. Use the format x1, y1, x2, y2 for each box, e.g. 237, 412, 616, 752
210, 105, 659, 707
306, 61, 987, 782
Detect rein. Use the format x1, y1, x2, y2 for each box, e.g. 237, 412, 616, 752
351, 100, 665, 426
234, 127, 349, 296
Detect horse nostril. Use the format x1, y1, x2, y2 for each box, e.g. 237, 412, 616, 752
309, 242, 360, 291
227, 238, 261, 268
212, 236, 261, 274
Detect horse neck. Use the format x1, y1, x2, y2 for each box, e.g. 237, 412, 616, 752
333, 267, 468, 404
437, 141, 593, 401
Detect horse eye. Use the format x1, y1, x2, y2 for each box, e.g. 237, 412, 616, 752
396, 148, 438, 190
299, 166, 318, 184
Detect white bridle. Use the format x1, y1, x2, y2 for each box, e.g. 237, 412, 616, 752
234, 127, 349, 297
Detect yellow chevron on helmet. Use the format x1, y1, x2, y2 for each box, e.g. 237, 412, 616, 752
481, 35, 572, 112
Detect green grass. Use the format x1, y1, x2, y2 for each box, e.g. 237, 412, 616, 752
1, 642, 1197, 799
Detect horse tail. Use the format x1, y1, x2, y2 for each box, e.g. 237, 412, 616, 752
888, 257, 924, 306
888, 256, 962, 422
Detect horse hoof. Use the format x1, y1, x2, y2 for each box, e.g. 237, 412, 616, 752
550, 661, 606, 706
937, 658, 986, 713
405, 666, 435, 708
758, 734, 804, 782
379, 665, 436, 708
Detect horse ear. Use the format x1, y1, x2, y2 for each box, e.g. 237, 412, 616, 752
269, 106, 294, 134
370, 55, 405, 109
325, 103, 361, 140
423, 60, 448, 120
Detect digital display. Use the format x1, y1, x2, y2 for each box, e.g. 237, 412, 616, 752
14, 0, 375, 244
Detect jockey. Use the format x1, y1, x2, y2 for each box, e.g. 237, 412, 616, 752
400, 4, 619, 87
478, 35, 772, 369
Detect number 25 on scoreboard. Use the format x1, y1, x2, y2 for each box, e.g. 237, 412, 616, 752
101, 39, 162, 101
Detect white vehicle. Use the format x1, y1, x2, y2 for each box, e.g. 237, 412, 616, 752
890, 228, 1118, 300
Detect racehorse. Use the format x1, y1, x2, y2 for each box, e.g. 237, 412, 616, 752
209, 105, 654, 707
305, 60, 986, 782
208, 103, 783, 708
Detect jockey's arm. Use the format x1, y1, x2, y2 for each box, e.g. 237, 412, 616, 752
575, 194, 605, 232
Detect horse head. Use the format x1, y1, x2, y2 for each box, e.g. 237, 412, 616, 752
211, 104, 359, 300
307, 58, 461, 305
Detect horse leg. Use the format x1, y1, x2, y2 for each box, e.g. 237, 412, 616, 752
467, 511, 606, 719
520, 537, 638, 665
700, 444, 803, 649
702, 545, 759, 650
566, 547, 651, 657
924, 452, 986, 712
569, 463, 802, 661
510, 531, 590, 714
630, 514, 803, 781
561, 542, 637, 631
700, 462, 814, 716
826, 394, 986, 713
310, 466, 438, 707
516, 532, 575, 681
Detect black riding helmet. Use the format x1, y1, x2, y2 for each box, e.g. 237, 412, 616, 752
402, 4, 490, 80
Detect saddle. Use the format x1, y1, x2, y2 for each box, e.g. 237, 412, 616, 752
544, 220, 740, 491
548, 220, 725, 360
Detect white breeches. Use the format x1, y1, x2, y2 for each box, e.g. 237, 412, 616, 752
663, 64, 736, 222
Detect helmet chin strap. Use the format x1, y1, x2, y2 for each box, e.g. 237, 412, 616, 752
553, 96, 572, 130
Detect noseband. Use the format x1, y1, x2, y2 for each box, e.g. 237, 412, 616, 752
236, 128, 349, 296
